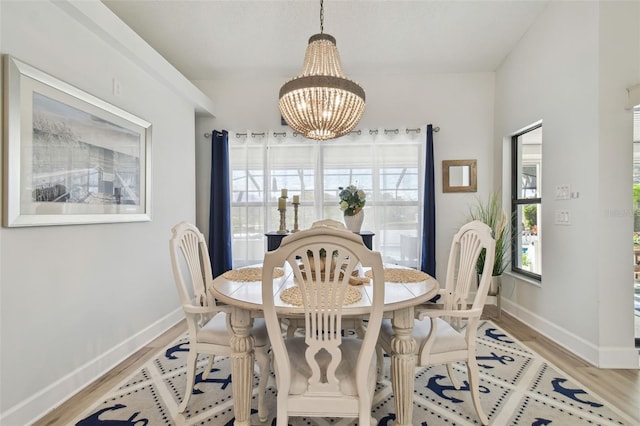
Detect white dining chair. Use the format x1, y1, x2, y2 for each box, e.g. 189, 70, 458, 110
284, 219, 365, 338
377, 220, 496, 425
262, 226, 385, 426
169, 222, 270, 420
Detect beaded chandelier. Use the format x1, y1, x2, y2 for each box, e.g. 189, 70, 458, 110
279, 0, 365, 140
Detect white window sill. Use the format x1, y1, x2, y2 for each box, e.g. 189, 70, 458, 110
504, 270, 541, 287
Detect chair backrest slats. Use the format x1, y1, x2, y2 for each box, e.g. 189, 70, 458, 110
262, 226, 385, 399
444, 221, 496, 314
170, 222, 215, 308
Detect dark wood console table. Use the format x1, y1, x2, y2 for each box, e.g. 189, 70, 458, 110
265, 231, 374, 251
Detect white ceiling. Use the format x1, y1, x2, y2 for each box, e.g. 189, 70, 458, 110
101, 0, 549, 81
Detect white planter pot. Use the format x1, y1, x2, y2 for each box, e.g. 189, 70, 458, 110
478, 274, 502, 319
488, 275, 501, 296
344, 210, 364, 232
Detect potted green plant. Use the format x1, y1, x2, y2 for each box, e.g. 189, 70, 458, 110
467, 192, 511, 296
339, 184, 366, 232
304, 249, 341, 280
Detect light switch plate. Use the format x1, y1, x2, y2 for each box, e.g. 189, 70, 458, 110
555, 184, 570, 200
555, 209, 571, 225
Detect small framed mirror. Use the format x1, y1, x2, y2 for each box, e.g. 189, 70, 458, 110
442, 159, 477, 193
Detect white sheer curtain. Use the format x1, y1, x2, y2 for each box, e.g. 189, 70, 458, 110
228, 128, 425, 268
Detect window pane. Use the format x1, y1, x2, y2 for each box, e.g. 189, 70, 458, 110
379, 167, 419, 201
516, 127, 542, 199
323, 169, 372, 194
231, 170, 264, 203
374, 140, 422, 267
269, 143, 316, 207
231, 205, 264, 267
515, 203, 541, 274
322, 138, 373, 224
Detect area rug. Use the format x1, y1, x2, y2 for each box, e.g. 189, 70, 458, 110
72, 321, 634, 425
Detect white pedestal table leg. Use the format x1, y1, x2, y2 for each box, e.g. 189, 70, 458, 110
230, 307, 254, 426
390, 307, 416, 426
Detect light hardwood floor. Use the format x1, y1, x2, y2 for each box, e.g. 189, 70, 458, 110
34, 308, 640, 425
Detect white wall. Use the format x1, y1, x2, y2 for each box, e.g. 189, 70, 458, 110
2, 2, 633, 423
495, 0, 639, 368
193, 71, 496, 282
0, 1, 205, 424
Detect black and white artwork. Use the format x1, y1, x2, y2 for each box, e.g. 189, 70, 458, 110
3, 55, 151, 226
32, 93, 142, 206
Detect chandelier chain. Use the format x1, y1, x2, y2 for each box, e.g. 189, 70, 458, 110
320, 0, 324, 34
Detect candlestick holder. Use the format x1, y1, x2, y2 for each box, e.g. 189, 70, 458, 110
292, 201, 300, 232
277, 208, 288, 234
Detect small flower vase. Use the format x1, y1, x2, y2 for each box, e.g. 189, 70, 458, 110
344, 209, 364, 232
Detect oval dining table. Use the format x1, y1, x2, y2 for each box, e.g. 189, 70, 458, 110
210, 263, 439, 426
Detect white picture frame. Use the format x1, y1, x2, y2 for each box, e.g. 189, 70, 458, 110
3, 55, 151, 227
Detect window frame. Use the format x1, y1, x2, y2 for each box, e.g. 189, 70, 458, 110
510, 123, 542, 281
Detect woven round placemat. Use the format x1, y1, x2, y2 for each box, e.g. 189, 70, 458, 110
296, 267, 370, 286
222, 267, 284, 282
280, 284, 362, 306
365, 268, 429, 283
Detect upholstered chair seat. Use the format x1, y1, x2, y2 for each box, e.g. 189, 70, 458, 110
282, 337, 377, 396
379, 316, 468, 359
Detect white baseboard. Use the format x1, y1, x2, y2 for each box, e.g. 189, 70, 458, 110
598, 346, 640, 369
0, 308, 183, 426
501, 298, 639, 369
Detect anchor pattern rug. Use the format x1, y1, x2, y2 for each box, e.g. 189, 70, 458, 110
72, 321, 634, 425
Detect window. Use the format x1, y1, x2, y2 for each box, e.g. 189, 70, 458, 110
229, 130, 425, 268
511, 124, 542, 280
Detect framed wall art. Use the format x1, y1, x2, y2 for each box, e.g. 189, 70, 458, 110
442, 159, 477, 193
3, 55, 152, 227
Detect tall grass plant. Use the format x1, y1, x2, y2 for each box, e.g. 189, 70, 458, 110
468, 192, 511, 276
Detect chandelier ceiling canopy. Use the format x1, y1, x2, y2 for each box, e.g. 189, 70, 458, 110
278, 0, 365, 141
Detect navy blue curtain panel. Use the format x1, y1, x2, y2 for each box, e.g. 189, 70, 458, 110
208, 130, 233, 277
420, 124, 436, 277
